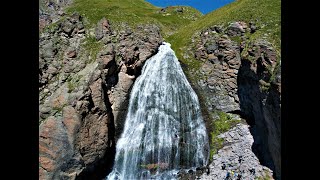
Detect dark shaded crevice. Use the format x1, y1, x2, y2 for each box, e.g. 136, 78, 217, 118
237, 58, 277, 179
126, 66, 137, 76
105, 72, 119, 91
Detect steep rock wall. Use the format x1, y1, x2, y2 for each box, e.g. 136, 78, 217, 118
187, 21, 281, 179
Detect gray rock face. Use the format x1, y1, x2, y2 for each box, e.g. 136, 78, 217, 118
227, 21, 248, 36
200, 123, 274, 180
194, 32, 241, 112
95, 18, 111, 40
189, 22, 281, 179
39, 13, 87, 99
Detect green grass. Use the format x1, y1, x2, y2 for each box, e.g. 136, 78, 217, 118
66, 0, 202, 37
66, 0, 280, 71
67, 74, 84, 93
209, 111, 241, 161
82, 35, 103, 63
256, 173, 272, 180
167, 0, 280, 67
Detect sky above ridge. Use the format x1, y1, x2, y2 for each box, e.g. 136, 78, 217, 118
146, 0, 235, 14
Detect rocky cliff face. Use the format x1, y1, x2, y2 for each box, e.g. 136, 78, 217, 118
39, 2, 280, 179
186, 21, 281, 179
39, 10, 162, 179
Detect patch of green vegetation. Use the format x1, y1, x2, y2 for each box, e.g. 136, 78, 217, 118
256, 173, 272, 180
41, 21, 59, 34
209, 111, 241, 161
230, 35, 242, 45
168, 0, 280, 69
83, 35, 103, 62
66, 0, 202, 37
260, 83, 271, 92
52, 106, 64, 113
67, 81, 75, 93
67, 74, 84, 93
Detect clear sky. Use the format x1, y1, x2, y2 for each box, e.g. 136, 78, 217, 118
146, 0, 235, 14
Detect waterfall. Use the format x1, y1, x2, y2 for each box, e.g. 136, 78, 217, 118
107, 42, 209, 179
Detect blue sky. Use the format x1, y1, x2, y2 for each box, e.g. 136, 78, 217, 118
146, 0, 235, 14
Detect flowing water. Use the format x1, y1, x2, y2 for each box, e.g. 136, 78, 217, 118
107, 42, 209, 179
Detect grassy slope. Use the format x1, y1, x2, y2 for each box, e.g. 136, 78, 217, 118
66, 0, 202, 37
65, 0, 280, 67
167, 0, 281, 66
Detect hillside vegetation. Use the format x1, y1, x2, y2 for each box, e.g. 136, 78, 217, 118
65, 0, 280, 69
167, 0, 281, 65
66, 0, 203, 37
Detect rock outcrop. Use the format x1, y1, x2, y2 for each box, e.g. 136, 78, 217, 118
176, 122, 274, 180
39, 11, 162, 179
189, 21, 281, 179
195, 32, 241, 112
200, 123, 274, 179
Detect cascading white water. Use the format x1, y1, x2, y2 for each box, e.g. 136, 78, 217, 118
107, 42, 209, 180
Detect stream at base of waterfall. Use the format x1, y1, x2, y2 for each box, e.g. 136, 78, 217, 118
107, 42, 209, 180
